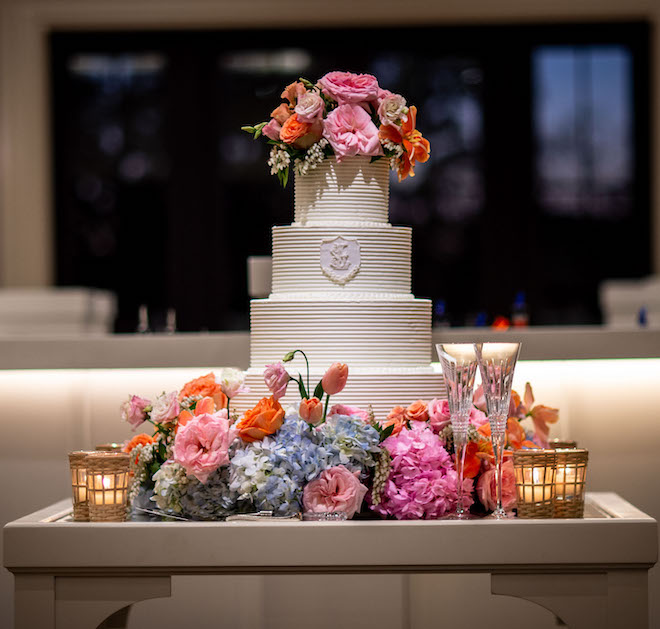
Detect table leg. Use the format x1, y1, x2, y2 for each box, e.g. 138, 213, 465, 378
14, 574, 55, 629
491, 570, 649, 628
55, 575, 171, 629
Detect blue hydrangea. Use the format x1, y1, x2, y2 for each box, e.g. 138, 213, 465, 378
318, 413, 381, 473
180, 466, 237, 520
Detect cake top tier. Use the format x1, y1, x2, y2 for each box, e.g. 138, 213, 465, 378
294, 156, 390, 226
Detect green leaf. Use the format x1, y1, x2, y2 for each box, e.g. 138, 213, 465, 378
282, 166, 289, 188
313, 380, 324, 401
380, 424, 395, 442
299, 77, 314, 89
296, 376, 308, 400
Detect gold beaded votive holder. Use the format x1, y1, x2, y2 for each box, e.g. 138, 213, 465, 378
68, 450, 95, 521
513, 449, 557, 519
553, 448, 589, 518
85, 451, 130, 522
548, 439, 578, 449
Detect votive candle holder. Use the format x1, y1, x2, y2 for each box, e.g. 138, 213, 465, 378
548, 439, 578, 449
513, 449, 557, 519
68, 450, 94, 521
85, 451, 130, 522
553, 448, 589, 518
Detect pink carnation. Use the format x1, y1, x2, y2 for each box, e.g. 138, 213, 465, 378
318, 71, 380, 105
120, 395, 151, 430
328, 404, 370, 422
263, 362, 289, 401
173, 409, 235, 484
371, 424, 473, 519
476, 459, 517, 512
323, 104, 382, 161
303, 465, 367, 519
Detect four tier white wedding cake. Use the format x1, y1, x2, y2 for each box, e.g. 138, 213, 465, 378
237, 155, 443, 418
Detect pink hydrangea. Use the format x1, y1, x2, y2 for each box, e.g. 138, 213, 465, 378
303, 465, 367, 519
173, 409, 235, 484
120, 395, 151, 430
371, 423, 474, 519
317, 71, 380, 105
322, 104, 382, 161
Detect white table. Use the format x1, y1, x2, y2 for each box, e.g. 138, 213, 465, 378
3, 492, 657, 629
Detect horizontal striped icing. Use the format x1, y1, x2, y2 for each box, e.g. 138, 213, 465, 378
294, 156, 390, 225
271, 225, 411, 295
236, 369, 446, 422
250, 299, 433, 369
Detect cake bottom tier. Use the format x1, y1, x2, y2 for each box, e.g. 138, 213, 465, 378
234, 367, 445, 422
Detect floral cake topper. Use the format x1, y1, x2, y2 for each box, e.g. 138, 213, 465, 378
242, 71, 430, 186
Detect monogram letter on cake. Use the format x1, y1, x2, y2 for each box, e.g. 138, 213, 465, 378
320, 236, 361, 285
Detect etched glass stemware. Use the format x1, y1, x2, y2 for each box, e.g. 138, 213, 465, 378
474, 342, 521, 520
436, 343, 479, 520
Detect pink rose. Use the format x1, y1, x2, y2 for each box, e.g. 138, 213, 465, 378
294, 92, 325, 123
262, 118, 282, 141
428, 398, 451, 432
318, 71, 380, 105
469, 407, 489, 428
323, 104, 382, 161
377, 93, 407, 126
473, 385, 487, 412
322, 362, 349, 396
476, 459, 517, 512
150, 391, 179, 424
303, 465, 368, 518
120, 395, 151, 430
173, 409, 235, 484
328, 404, 370, 422
263, 362, 289, 401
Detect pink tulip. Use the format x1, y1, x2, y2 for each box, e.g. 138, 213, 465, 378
299, 397, 323, 425
322, 362, 349, 395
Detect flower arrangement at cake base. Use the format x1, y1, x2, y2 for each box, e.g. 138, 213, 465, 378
119, 355, 559, 521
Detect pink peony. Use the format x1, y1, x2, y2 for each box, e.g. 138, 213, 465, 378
294, 92, 325, 123
173, 409, 235, 484
150, 391, 179, 424
263, 362, 289, 401
318, 71, 380, 105
323, 104, 383, 160
377, 93, 407, 126
120, 395, 151, 430
303, 465, 368, 518
476, 459, 517, 512
321, 362, 349, 396
328, 404, 370, 422
371, 424, 474, 520
262, 118, 282, 141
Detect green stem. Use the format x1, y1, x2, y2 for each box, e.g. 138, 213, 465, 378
226, 398, 231, 417
322, 394, 331, 424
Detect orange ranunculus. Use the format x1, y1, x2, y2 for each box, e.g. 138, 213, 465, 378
124, 433, 155, 454
378, 105, 430, 181
236, 396, 285, 443
406, 399, 429, 422
270, 103, 292, 125
380, 405, 407, 436
178, 373, 228, 410
299, 397, 323, 425
177, 396, 216, 431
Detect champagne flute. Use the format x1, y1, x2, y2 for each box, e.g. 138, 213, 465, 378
436, 343, 479, 519
474, 342, 521, 520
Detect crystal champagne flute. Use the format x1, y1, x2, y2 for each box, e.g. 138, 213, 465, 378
474, 342, 521, 520
436, 343, 479, 519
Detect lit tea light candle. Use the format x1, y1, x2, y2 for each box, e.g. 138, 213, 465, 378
553, 449, 589, 517
513, 449, 556, 519
84, 452, 130, 522
68, 450, 95, 521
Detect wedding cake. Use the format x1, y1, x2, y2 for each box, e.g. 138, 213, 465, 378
237, 155, 443, 418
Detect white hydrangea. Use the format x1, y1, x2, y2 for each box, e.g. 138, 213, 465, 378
152, 462, 189, 513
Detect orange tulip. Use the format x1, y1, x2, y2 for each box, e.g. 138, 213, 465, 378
299, 397, 323, 425
321, 362, 349, 396
236, 396, 285, 442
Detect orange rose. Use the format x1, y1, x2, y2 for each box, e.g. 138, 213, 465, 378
406, 400, 429, 422
123, 433, 154, 454
299, 397, 323, 425
280, 114, 313, 145
380, 405, 407, 436
178, 373, 228, 410
177, 396, 216, 431
236, 396, 285, 442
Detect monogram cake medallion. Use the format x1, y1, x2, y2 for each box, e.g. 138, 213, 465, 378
319, 236, 361, 285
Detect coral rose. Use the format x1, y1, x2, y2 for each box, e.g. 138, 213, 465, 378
178, 373, 228, 410
173, 409, 235, 484
120, 395, 151, 430
318, 71, 380, 105
323, 104, 382, 160
123, 433, 154, 454
380, 405, 407, 436
476, 459, 517, 512
236, 396, 285, 442
280, 114, 323, 149
263, 362, 289, 401
303, 465, 368, 518
406, 400, 429, 422
322, 362, 349, 395
299, 397, 323, 425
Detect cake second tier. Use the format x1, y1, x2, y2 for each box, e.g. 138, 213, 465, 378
250, 297, 433, 369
